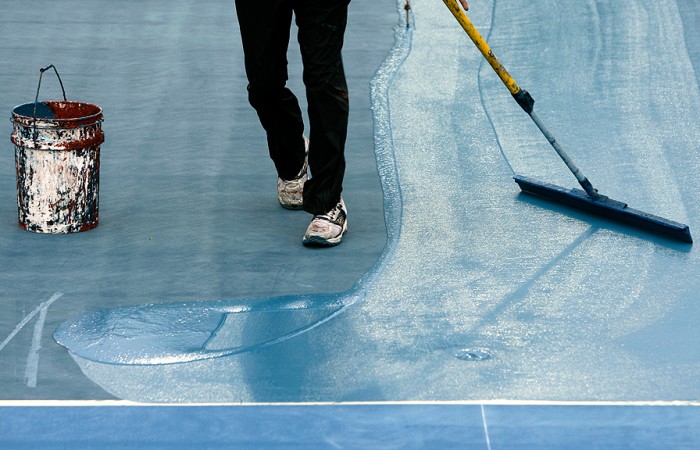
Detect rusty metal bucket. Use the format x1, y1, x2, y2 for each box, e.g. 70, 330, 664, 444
11, 65, 104, 233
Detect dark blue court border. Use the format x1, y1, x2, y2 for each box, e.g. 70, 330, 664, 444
1, 404, 698, 449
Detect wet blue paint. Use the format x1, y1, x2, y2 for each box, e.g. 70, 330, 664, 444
55, 294, 349, 364
12, 102, 55, 119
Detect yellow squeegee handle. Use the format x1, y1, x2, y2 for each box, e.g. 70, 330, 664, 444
442, 0, 535, 114
442, 0, 600, 199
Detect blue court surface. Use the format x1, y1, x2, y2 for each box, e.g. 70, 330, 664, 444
2, 0, 700, 448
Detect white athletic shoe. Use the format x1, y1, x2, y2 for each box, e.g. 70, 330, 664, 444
277, 138, 309, 210
303, 198, 348, 247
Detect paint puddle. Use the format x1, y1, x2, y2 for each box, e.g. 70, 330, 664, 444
455, 348, 492, 361
53, 293, 350, 365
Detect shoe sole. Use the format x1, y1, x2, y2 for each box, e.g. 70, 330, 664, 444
280, 201, 304, 210
302, 223, 348, 247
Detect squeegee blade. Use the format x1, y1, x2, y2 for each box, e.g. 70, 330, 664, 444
513, 175, 693, 243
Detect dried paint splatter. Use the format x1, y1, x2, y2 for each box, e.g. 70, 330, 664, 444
11, 101, 103, 233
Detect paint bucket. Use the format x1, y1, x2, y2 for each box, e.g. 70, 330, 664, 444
10, 65, 104, 233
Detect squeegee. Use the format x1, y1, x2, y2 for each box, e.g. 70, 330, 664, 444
442, 0, 692, 243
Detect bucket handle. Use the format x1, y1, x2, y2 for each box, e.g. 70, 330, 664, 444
32, 64, 67, 121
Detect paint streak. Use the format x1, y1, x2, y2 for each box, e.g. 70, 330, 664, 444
11, 101, 103, 233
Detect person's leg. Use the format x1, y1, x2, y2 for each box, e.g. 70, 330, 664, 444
293, 0, 350, 215
235, 0, 306, 180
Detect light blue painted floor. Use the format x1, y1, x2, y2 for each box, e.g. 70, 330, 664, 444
1, 0, 699, 447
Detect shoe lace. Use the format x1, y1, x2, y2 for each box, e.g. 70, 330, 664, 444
316, 202, 344, 224
283, 176, 304, 190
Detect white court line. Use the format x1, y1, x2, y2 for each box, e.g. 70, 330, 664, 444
0, 400, 698, 408
481, 404, 492, 450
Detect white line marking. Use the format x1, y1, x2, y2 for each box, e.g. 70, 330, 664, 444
0, 400, 698, 408
25, 300, 52, 388
0, 292, 63, 388
0, 293, 63, 353
481, 404, 492, 450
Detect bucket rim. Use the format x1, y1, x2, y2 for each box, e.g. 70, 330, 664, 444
12, 100, 103, 122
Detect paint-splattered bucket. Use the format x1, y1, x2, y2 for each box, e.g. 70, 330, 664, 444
10, 65, 104, 233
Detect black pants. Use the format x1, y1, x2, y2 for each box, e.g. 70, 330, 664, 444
235, 0, 350, 215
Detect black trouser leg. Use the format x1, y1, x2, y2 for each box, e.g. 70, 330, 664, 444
295, 0, 350, 215
234, 0, 306, 181
235, 0, 350, 213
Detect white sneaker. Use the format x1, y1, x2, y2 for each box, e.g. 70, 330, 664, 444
277, 138, 309, 210
303, 198, 348, 246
